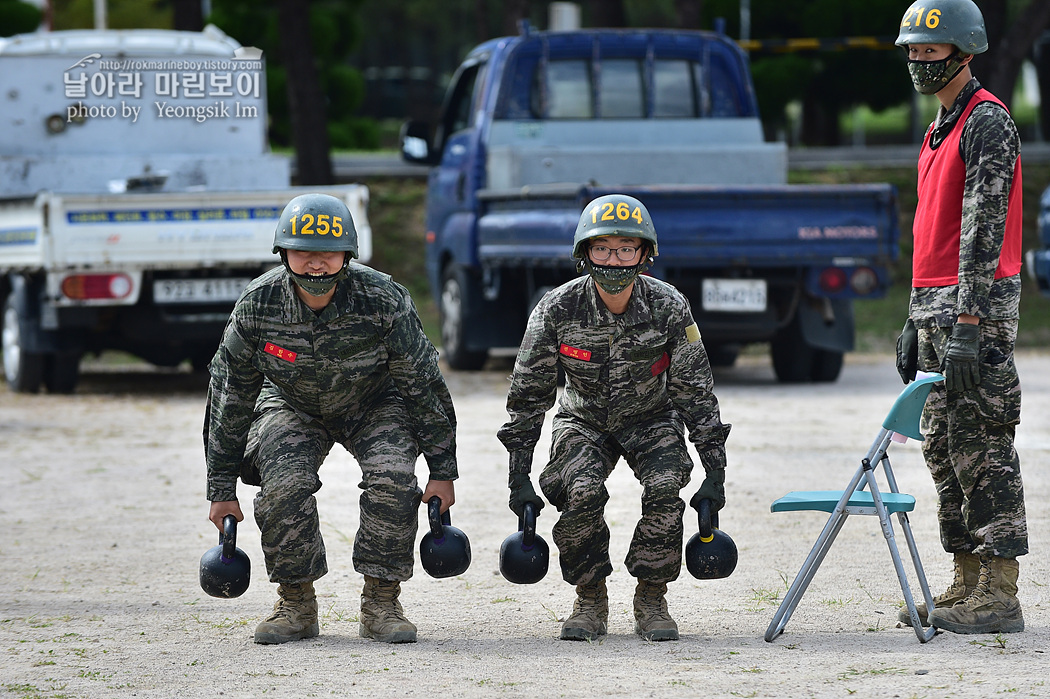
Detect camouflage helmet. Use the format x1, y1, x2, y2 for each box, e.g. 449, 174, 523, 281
272, 193, 359, 257
572, 193, 658, 260
895, 0, 988, 55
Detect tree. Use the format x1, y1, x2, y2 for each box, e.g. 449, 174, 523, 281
0, 0, 43, 36
172, 0, 203, 31
588, 0, 627, 27
276, 0, 332, 185
971, 0, 1050, 111
208, 0, 375, 158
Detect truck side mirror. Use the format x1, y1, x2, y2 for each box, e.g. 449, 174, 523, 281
400, 120, 440, 166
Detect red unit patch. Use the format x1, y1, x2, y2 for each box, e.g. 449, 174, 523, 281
650, 352, 670, 376
264, 342, 297, 363
559, 343, 592, 361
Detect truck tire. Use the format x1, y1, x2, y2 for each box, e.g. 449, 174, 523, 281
440, 266, 488, 371
771, 315, 844, 383
45, 353, 81, 394
810, 348, 844, 383
2, 294, 45, 393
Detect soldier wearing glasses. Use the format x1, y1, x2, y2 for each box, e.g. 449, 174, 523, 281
497, 193, 731, 642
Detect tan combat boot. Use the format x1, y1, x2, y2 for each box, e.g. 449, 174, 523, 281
927, 555, 1024, 634
359, 575, 417, 643
254, 582, 320, 644
898, 551, 980, 626
560, 579, 609, 641
633, 580, 679, 641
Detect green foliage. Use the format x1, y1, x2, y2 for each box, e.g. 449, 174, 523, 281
50, 0, 171, 29
207, 0, 373, 149
703, 0, 920, 143
0, 0, 43, 36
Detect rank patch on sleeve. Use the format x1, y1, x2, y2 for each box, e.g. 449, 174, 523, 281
651, 352, 670, 376
559, 343, 592, 361
685, 323, 701, 344
264, 342, 297, 363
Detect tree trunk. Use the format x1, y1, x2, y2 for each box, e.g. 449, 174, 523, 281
971, 1, 1050, 110
675, 0, 703, 30
277, 0, 333, 186
173, 0, 203, 31
589, 0, 627, 28
502, 0, 531, 35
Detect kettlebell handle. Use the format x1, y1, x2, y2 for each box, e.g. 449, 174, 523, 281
519, 502, 538, 548
696, 499, 719, 541
427, 496, 450, 539
221, 514, 238, 562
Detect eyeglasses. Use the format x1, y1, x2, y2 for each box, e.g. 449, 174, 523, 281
589, 245, 641, 262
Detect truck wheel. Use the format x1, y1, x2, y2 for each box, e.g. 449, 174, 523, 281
771, 313, 816, 384
440, 266, 488, 371
2, 295, 45, 393
45, 353, 82, 394
706, 344, 739, 368
810, 348, 844, 383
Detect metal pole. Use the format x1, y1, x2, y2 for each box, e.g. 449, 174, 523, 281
94, 0, 107, 30
741, 0, 751, 42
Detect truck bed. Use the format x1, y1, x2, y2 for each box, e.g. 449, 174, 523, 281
0, 186, 372, 272
476, 183, 898, 269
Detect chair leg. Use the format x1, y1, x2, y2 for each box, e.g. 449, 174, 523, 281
765, 509, 851, 642
868, 477, 938, 643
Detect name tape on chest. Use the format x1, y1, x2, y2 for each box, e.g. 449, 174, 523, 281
559, 343, 592, 361
264, 342, 297, 363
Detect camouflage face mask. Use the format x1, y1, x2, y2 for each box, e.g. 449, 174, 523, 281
907, 52, 968, 95
582, 260, 644, 295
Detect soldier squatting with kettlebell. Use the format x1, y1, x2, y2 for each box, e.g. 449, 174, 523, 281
204, 193, 459, 645
498, 194, 731, 642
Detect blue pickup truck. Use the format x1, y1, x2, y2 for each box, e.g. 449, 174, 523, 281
1028, 184, 1050, 297
401, 25, 900, 383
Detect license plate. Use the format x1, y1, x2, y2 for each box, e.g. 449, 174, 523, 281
153, 278, 251, 304
702, 279, 767, 313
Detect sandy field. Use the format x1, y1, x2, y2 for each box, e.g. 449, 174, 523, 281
1, 350, 1048, 698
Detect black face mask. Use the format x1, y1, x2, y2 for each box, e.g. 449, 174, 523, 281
280, 251, 349, 296
906, 51, 968, 95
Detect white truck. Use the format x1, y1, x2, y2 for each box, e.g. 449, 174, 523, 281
0, 26, 371, 393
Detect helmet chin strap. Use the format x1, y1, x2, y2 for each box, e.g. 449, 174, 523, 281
280, 250, 349, 296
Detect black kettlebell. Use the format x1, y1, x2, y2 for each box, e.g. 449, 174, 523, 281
685, 499, 738, 580
419, 497, 471, 578
499, 503, 549, 584
199, 515, 251, 598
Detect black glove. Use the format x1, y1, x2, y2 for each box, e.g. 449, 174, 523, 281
942, 322, 981, 391
689, 468, 726, 513
508, 472, 544, 518
895, 318, 918, 385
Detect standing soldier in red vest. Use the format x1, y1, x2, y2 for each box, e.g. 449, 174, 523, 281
893, 0, 1028, 634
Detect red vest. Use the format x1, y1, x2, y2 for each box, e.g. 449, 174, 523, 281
912, 89, 1023, 287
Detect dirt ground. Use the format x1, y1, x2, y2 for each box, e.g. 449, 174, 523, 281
1, 349, 1048, 699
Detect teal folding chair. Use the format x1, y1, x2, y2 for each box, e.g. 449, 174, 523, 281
764, 373, 944, 644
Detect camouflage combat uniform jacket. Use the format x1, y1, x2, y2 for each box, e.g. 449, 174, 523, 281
498, 274, 730, 476
205, 264, 458, 502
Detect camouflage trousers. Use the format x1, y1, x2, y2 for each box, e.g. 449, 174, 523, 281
243, 399, 423, 584
918, 320, 1028, 558
538, 420, 693, 586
